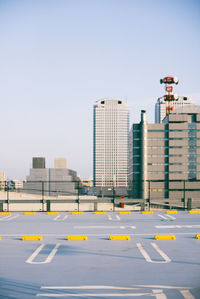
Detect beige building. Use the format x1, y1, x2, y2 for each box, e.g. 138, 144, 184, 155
128, 106, 200, 200
0, 172, 5, 190
54, 157, 67, 169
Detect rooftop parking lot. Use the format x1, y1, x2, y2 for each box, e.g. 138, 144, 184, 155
0, 211, 200, 298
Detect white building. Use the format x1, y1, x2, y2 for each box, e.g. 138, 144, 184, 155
155, 95, 194, 123
93, 98, 129, 188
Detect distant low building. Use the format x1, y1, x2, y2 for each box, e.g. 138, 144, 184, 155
81, 178, 93, 188
12, 180, 23, 190
23, 157, 79, 196
0, 172, 5, 190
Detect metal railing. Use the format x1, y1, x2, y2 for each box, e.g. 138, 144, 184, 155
0, 179, 200, 211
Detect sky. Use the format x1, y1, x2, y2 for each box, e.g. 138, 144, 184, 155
0, 0, 200, 180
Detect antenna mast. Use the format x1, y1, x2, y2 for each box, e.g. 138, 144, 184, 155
160, 76, 179, 115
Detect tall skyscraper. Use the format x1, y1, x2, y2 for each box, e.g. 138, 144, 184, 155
93, 98, 129, 188
155, 95, 194, 123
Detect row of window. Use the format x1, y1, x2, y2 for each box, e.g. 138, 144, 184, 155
133, 138, 200, 140
132, 171, 200, 174
132, 129, 200, 133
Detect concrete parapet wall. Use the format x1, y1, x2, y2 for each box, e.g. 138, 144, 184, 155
79, 203, 94, 211
97, 203, 113, 211
50, 203, 78, 211
2, 202, 46, 212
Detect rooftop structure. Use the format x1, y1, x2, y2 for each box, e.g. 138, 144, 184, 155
32, 157, 45, 169
54, 157, 67, 169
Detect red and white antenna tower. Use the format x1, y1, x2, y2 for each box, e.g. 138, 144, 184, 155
160, 76, 179, 115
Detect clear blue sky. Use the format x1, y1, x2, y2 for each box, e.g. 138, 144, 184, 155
0, 0, 200, 180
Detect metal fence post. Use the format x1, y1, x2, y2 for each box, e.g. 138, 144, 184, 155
42, 181, 45, 212
112, 186, 115, 212
148, 180, 151, 211
7, 181, 9, 212
77, 181, 80, 212
184, 180, 186, 210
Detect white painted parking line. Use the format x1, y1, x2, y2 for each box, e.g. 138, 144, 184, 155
74, 225, 134, 229
54, 215, 68, 221
74, 226, 123, 229
180, 289, 195, 299
166, 214, 176, 220
137, 285, 192, 290
6, 215, 19, 221
158, 214, 175, 221
0, 215, 11, 221
107, 214, 121, 221
36, 292, 152, 297
152, 289, 167, 299
158, 214, 169, 220
38, 286, 194, 298
41, 286, 141, 290
156, 225, 200, 229
0, 215, 19, 221
107, 214, 112, 221
26, 243, 60, 264
151, 243, 171, 263
36, 287, 196, 298
136, 243, 171, 263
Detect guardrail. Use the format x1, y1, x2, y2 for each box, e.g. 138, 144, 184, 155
1, 179, 200, 211
0, 197, 200, 212
0, 197, 145, 212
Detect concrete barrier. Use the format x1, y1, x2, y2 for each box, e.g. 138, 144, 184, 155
9, 203, 45, 212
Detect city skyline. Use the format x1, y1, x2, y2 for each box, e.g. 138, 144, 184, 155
0, 0, 200, 180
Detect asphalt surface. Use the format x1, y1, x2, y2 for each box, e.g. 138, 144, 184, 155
0, 211, 200, 298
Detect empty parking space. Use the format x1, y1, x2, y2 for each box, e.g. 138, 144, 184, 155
0, 211, 200, 298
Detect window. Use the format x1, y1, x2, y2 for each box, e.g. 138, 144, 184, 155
148, 130, 165, 132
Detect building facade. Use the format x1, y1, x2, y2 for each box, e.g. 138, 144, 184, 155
155, 95, 194, 123
128, 106, 200, 200
93, 98, 129, 188
23, 157, 79, 196
0, 172, 5, 190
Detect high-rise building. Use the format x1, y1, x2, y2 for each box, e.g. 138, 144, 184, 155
128, 106, 200, 201
155, 95, 194, 123
93, 98, 129, 188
